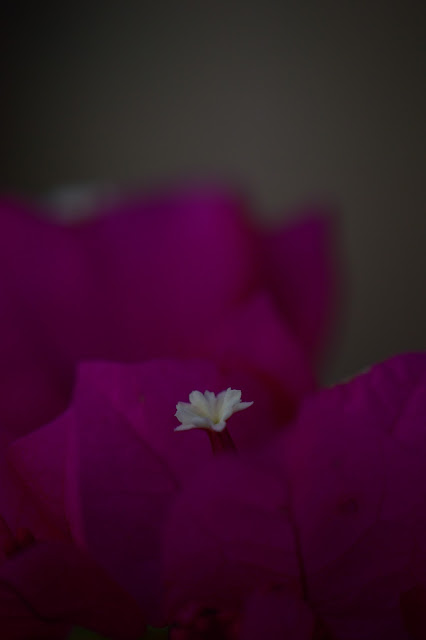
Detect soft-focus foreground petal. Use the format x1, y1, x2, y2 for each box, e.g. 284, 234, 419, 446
0, 425, 64, 563
0, 541, 144, 639
7, 418, 71, 535
258, 211, 338, 362
8, 358, 283, 626
272, 352, 426, 638
67, 396, 177, 626
63, 358, 282, 625
162, 454, 300, 622
240, 590, 314, 640
163, 353, 426, 638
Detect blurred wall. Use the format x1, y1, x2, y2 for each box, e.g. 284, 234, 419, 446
2, 1, 425, 382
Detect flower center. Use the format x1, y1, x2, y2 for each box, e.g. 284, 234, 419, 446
175, 388, 253, 433
175, 388, 253, 454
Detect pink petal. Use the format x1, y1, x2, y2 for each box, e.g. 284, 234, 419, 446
240, 590, 314, 640
0, 279, 73, 437
308, 520, 415, 639
0, 196, 115, 362
162, 454, 299, 619
75, 186, 254, 362
0, 431, 62, 561
0, 541, 145, 639
0, 188, 255, 433
209, 291, 315, 410
67, 389, 177, 625
9, 357, 282, 624
258, 211, 339, 361
8, 417, 71, 534
0, 198, 89, 434
275, 353, 426, 570
272, 352, 426, 637
72, 359, 223, 481
0, 189, 335, 436
73, 358, 282, 475
66, 358, 282, 624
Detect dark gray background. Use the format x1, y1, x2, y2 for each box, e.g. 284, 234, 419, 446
2, 1, 425, 383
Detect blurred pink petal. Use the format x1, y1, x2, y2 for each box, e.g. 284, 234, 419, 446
0, 541, 144, 639
0, 276, 74, 436
0, 188, 338, 435
163, 352, 426, 637
240, 590, 314, 640
209, 292, 314, 410
67, 392, 176, 625
63, 358, 286, 624
0, 427, 63, 564
273, 352, 426, 638
75, 187, 254, 362
8, 418, 70, 534
162, 454, 300, 619
258, 210, 338, 361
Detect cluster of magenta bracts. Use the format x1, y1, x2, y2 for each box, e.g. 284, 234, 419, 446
0, 186, 425, 639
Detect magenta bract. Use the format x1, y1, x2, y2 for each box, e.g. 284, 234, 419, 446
0, 187, 336, 435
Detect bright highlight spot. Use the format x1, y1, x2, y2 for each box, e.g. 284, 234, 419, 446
175, 388, 253, 433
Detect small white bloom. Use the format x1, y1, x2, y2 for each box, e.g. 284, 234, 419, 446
175, 388, 253, 433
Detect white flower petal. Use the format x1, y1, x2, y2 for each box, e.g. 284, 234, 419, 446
175, 388, 253, 433
188, 390, 210, 415
233, 400, 254, 413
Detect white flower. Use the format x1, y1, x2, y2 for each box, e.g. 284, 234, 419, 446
175, 388, 253, 433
